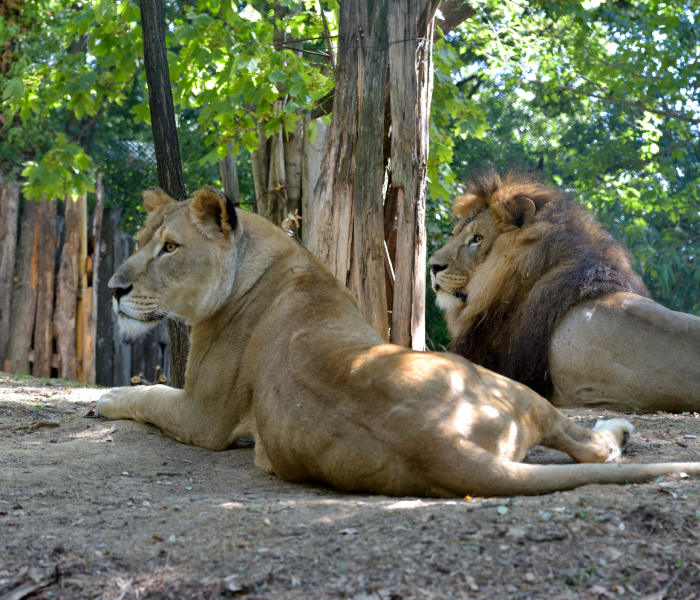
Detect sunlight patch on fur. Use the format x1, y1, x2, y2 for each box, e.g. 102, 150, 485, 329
452, 402, 474, 436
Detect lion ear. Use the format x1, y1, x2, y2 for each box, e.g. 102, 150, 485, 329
143, 188, 176, 214
190, 187, 238, 239
492, 195, 537, 229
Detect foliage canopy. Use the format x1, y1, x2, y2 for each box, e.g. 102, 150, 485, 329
1, 0, 696, 316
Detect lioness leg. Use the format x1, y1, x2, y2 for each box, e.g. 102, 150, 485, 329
539, 413, 633, 463
97, 385, 240, 450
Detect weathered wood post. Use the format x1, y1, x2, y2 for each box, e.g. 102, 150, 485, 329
0, 182, 20, 363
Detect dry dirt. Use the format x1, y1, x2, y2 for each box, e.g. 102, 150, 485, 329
1, 372, 698, 600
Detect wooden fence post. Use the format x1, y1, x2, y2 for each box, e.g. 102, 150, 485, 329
82, 174, 105, 383
54, 197, 81, 379
6, 201, 38, 374
96, 207, 118, 385
75, 193, 91, 382
0, 182, 20, 363
32, 197, 58, 377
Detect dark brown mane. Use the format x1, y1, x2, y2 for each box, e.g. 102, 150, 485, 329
449, 170, 649, 398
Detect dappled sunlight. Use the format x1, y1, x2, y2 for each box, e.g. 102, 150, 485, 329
69, 425, 119, 441
217, 501, 244, 510
384, 499, 459, 510
500, 420, 520, 457
451, 402, 474, 436
449, 370, 465, 394
0, 382, 104, 406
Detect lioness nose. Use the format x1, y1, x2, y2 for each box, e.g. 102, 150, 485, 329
110, 284, 133, 302
430, 262, 447, 275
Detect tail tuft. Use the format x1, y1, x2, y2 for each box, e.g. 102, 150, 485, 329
593, 418, 635, 460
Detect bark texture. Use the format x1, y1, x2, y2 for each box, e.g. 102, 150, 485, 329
6, 201, 38, 374
32, 198, 57, 377
308, 0, 441, 348
0, 182, 20, 362
54, 197, 81, 379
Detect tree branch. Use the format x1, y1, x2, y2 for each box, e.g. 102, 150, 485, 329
437, 0, 476, 35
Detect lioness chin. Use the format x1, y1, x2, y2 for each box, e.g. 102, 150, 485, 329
96, 187, 700, 497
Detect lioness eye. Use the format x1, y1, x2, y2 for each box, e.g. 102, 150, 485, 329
470, 234, 483, 245
162, 241, 178, 254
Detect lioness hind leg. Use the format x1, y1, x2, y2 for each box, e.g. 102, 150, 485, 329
540, 416, 634, 463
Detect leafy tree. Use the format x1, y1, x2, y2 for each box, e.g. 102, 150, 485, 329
426, 0, 699, 324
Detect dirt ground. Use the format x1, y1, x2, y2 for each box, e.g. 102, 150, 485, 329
0, 372, 698, 600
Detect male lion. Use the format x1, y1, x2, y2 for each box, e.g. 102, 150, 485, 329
97, 187, 699, 497
429, 169, 700, 413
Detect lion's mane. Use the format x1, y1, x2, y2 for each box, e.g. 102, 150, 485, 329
450, 170, 649, 397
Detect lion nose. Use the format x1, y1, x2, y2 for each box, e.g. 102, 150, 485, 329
430, 262, 447, 276
109, 283, 133, 302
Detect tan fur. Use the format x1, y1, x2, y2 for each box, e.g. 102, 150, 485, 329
429, 170, 700, 412
97, 187, 700, 497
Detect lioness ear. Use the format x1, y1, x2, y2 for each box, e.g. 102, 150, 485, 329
491, 195, 537, 229
190, 187, 238, 239
143, 187, 176, 214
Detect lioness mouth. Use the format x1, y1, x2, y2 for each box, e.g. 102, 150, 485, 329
454, 291, 468, 302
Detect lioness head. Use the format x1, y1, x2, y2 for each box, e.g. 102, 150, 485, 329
109, 187, 238, 339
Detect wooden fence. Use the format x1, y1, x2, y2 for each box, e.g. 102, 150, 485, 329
0, 178, 170, 386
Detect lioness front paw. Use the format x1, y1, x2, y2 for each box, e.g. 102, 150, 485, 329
95, 387, 131, 419
593, 418, 635, 460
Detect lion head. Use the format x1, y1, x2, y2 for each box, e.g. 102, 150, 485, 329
108, 187, 239, 340
428, 169, 647, 397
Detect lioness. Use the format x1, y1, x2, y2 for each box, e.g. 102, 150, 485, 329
97, 187, 700, 497
429, 170, 700, 413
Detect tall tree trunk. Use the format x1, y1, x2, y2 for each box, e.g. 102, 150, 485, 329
140, 0, 188, 388
387, 0, 440, 349
352, 0, 390, 337
301, 115, 330, 245
308, 2, 364, 302
0, 182, 20, 362
308, 0, 441, 347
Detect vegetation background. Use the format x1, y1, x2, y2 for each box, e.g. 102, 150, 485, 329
2, 0, 697, 350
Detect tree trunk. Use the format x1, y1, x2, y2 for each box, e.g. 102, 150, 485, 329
301, 115, 329, 245
0, 182, 20, 362
54, 197, 81, 379
308, 1, 364, 299
251, 102, 305, 231
140, 0, 189, 388
351, 0, 390, 337
33, 197, 57, 377
307, 0, 441, 347
387, 0, 440, 349
6, 201, 39, 374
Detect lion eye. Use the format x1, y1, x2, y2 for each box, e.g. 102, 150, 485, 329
161, 241, 178, 255
470, 234, 483, 246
